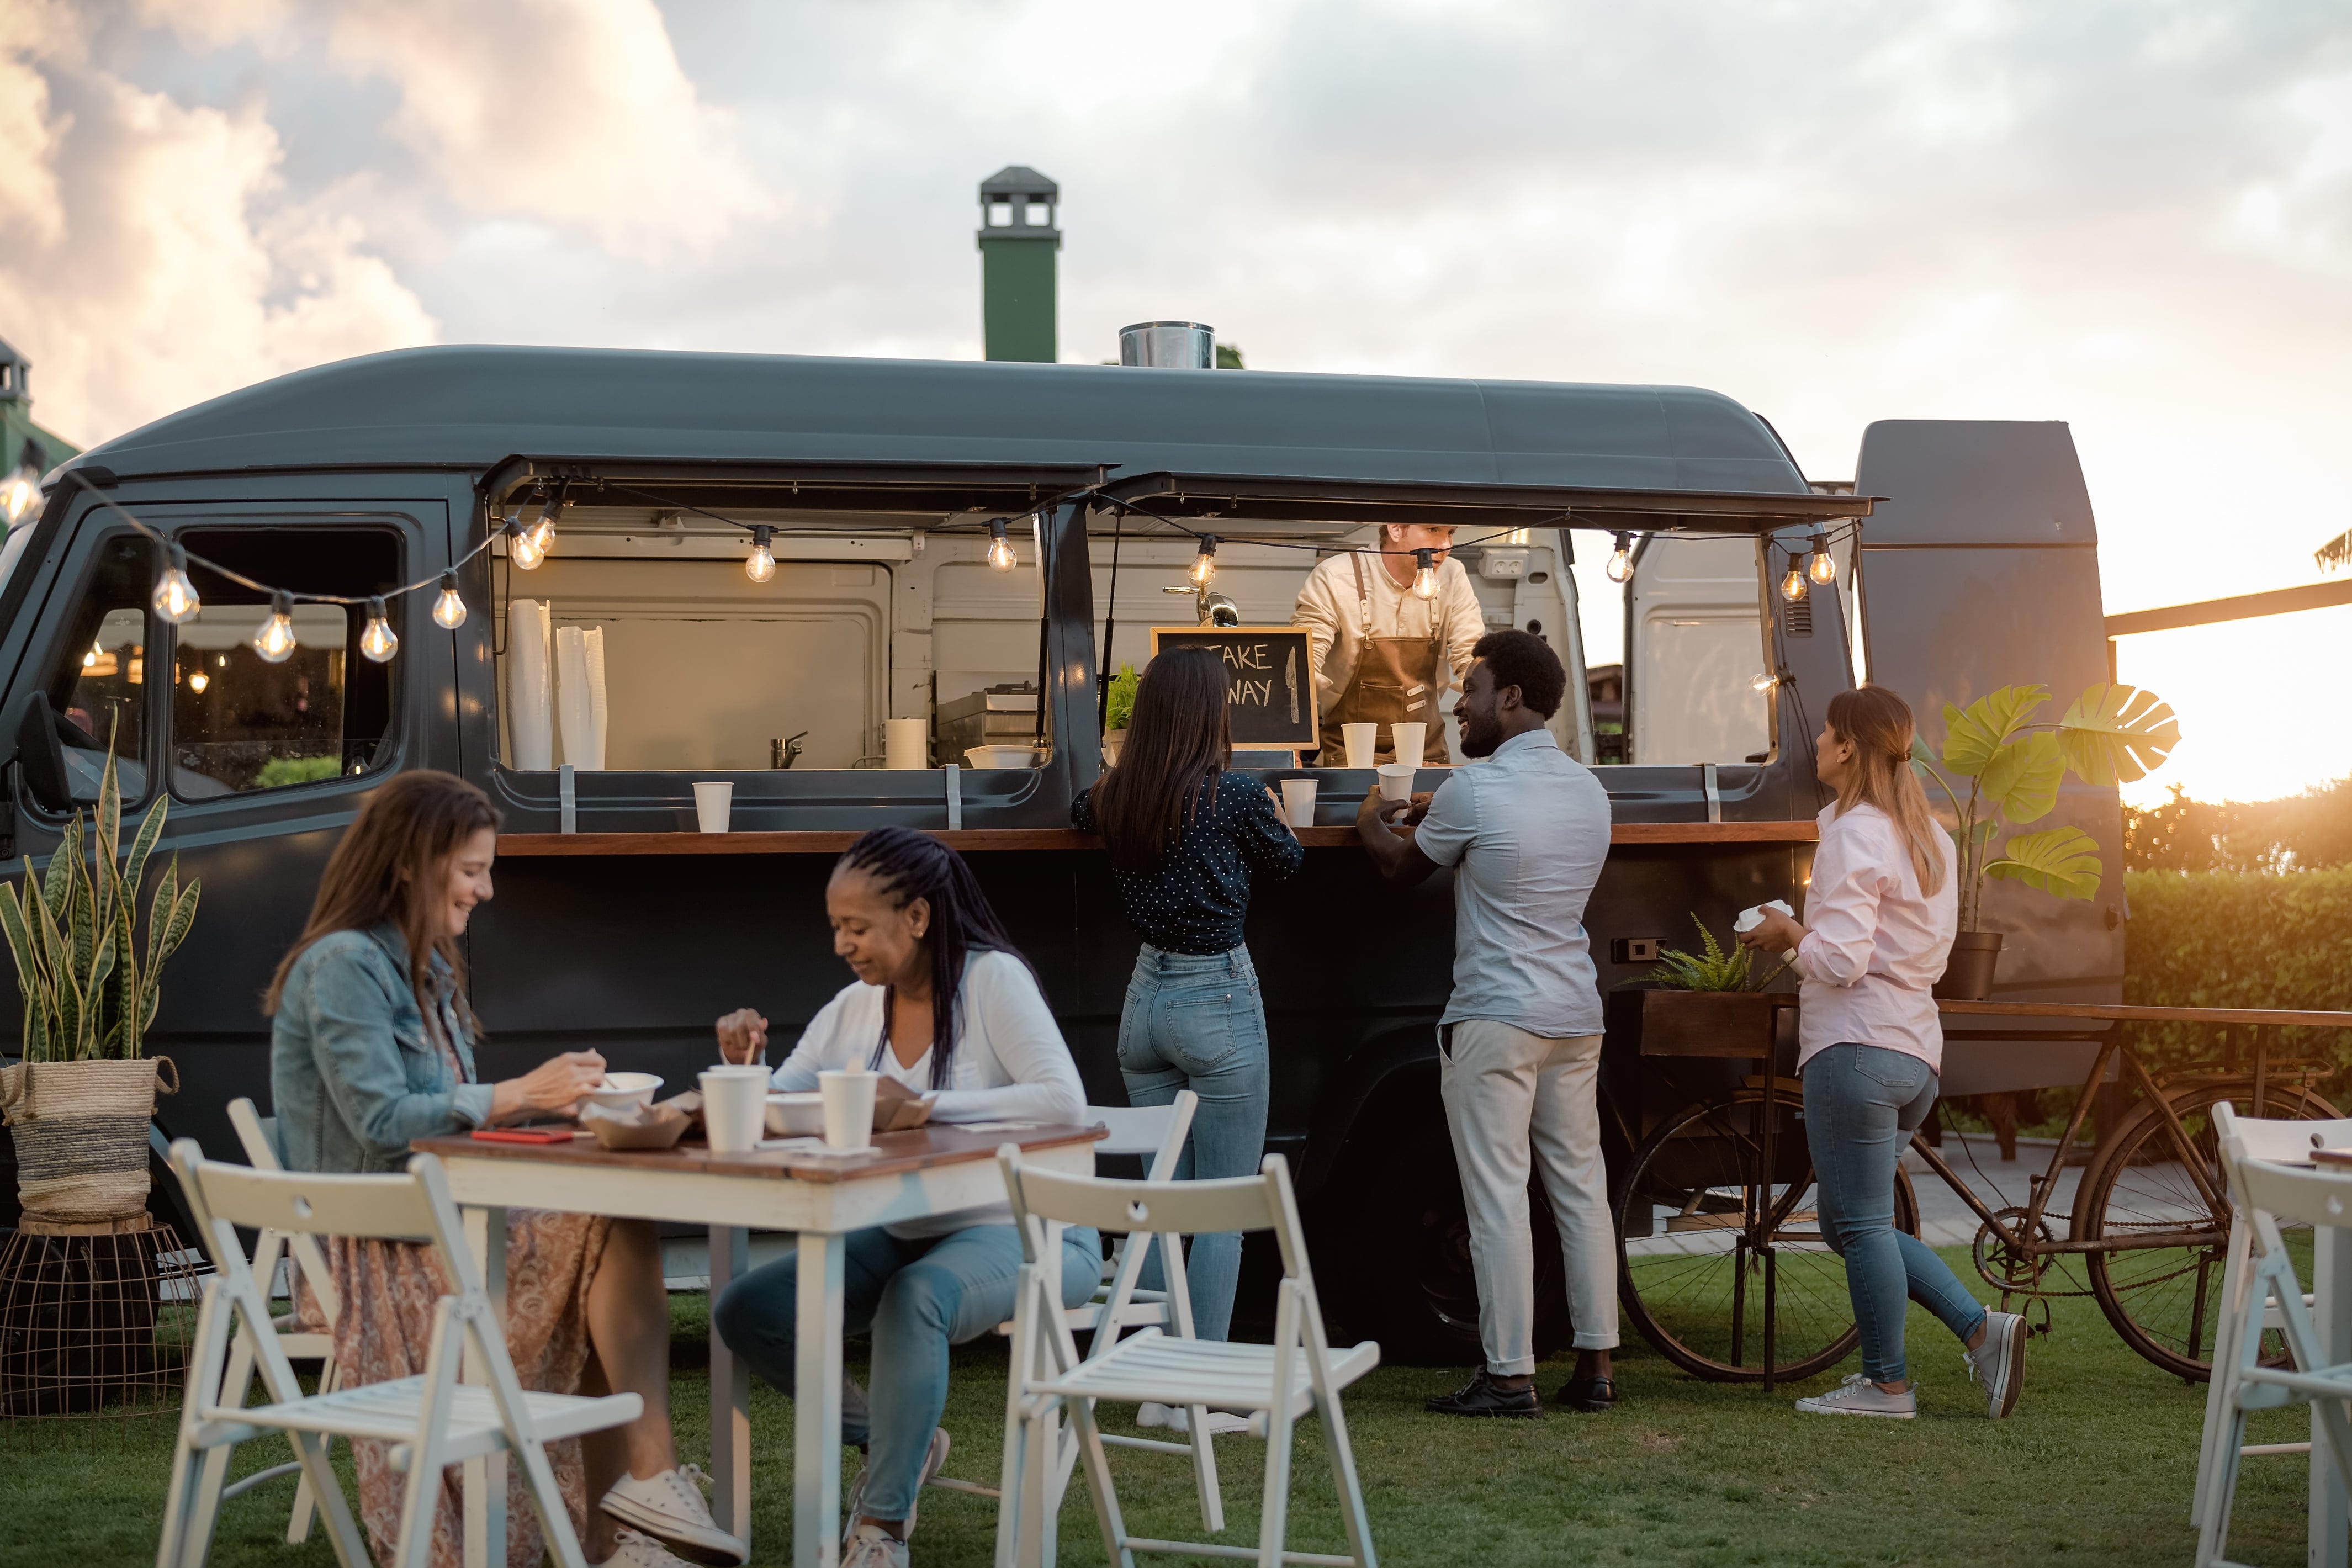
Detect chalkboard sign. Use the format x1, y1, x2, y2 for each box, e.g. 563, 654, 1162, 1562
1148, 626, 1320, 751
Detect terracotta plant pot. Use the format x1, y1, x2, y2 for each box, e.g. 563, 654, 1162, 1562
0, 1057, 176, 1223
1933, 930, 2004, 1001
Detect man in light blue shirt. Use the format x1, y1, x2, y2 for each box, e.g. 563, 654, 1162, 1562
1357, 629, 1617, 1419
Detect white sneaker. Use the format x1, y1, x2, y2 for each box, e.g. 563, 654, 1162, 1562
841, 1523, 909, 1568
595, 1529, 702, 1568
599, 1465, 745, 1565
1137, 1401, 1259, 1437
1965, 1311, 2027, 1418
843, 1427, 951, 1546
1793, 1373, 1917, 1419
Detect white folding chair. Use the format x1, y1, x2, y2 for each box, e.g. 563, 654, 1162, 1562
995, 1147, 1379, 1568
207, 1098, 346, 1544
2190, 1105, 2352, 1529
2197, 1133, 2352, 1567
157, 1141, 643, 1568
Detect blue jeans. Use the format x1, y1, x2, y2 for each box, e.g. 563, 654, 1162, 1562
1803, 1044, 1988, 1384
1117, 944, 1271, 1343
710, 1223, 1100, 1522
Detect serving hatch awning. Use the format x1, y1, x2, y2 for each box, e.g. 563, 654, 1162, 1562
1094, 470, 1877, 534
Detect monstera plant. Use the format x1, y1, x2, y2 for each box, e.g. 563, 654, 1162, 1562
1911, 682, 2179, 933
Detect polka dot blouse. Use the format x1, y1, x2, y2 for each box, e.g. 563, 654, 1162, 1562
1072, 771, 1305, 955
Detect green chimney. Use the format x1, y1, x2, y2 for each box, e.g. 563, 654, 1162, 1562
977, 166, 1060, 363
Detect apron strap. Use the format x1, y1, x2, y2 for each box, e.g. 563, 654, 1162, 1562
1350, 550, 1374, 637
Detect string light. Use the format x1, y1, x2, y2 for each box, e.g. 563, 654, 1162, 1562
2, 463, 39, 525
745, 525, 776, 584
1412, 547, 1438, 601
525, 489, 561, 555
1188, 534, 1219, 587
432, 571, 467, 630
188, 669, 209, 694
1751, 670, 1781, 692
152, 543, 201, 624
510, 518, 545, 570
1807, 529, 1837, 585
359, 597, 399, 663
1605, 532, 1635, 584
1779, 565, 1808, 602
251, 591, 298, 664
986, 518, 1018, 571
82, 638, 98, 669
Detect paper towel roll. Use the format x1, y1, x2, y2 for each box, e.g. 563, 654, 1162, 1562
584, 626, 608, 770
555, 625, 599, 771
506, 599, 553, 770
885, 717, 929, 770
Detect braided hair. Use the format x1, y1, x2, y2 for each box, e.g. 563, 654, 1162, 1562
834, 825, 1032, 1085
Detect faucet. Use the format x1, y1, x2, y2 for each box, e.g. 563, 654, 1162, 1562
771, 732, 808, 769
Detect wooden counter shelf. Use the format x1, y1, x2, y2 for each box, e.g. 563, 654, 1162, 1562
496, 820, 1822, 856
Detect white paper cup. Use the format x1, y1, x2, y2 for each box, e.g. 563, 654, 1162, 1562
1377, 762, 1417, 802
885, 717, 929, 770
698, 1067, 770, 1152
1341, 722, 1379, 769
692, 781, 733, 834
1389, 721, 1427, 764
1279, 778, 1317, 828
819, 1069, 879, 1152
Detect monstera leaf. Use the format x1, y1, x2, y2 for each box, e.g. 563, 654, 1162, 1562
2057, 684, 2180, 787
1975, 729, 2064, 824
1940, 685, 2050, 777
1983, 826, 2102, 901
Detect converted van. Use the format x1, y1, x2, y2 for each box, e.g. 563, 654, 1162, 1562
0, 348, 2120, 1359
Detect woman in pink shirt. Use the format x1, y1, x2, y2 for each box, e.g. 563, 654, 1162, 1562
1740, 686, 2027, 1421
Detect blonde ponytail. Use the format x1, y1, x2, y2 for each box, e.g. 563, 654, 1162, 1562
1824, 686, 1947, 897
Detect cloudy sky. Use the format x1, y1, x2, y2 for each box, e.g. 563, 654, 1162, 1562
2, 0, 2346, 803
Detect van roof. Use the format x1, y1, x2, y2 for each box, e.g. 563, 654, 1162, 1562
66, 346, 1856, 527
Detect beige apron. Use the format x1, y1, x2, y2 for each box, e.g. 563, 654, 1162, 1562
1313, 551, 1449, 766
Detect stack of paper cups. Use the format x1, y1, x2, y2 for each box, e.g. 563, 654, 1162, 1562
885, 718, 929, 770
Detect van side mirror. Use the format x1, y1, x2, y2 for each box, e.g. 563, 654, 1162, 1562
15, 691, 72, 812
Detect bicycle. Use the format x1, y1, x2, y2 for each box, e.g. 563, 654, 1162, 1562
1615, 1000, 2352, 1386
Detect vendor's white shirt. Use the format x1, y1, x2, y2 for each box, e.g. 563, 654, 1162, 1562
1794, 802, 1959, 1073
1291, 549, 1485, 719
768, 950, 1084, 1235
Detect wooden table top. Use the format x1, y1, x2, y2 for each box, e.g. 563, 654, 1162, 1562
496, 821, 1819, 856
414, 1121, 1104, 1184
1938, 999, 2352, 1029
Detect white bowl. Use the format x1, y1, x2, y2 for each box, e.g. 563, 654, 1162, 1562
766, 1092, 827, 1137
964, 744, 1037, 770
582, 1071, 663, 1111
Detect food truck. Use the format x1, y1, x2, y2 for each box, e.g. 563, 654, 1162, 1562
0, 346, 2121, 1359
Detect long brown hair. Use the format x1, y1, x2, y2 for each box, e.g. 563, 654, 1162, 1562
263, 770, 501, 1041
1824, 686, 1947, 897
1090, 648, 1231, 874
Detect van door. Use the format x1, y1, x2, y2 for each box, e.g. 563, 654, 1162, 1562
1853, 421, 2121, 1089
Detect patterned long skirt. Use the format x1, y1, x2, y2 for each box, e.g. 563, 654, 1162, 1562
310, 1210, 615, 1568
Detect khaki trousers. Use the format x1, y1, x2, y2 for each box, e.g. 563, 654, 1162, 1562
1438, 1018, 1618, 1374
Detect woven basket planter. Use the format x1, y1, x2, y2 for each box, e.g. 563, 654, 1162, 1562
0, 1057, 176, 1224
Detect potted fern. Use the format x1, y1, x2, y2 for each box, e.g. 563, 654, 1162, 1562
1636, 915, 1795, 1060
1911, 682, 2176, 999
0, 735, 199, 1226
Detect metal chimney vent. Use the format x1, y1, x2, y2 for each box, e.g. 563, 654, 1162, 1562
1119, 322, 1214, 369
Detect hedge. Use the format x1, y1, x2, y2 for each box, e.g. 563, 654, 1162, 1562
2123, 867, 2352, 1076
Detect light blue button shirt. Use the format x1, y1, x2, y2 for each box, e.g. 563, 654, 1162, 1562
1411, 728, 1612, 1039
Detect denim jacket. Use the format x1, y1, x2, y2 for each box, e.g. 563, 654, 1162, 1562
270, 922, 496, 1173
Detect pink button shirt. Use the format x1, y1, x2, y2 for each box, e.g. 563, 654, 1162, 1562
1794, 801, 1958, 1073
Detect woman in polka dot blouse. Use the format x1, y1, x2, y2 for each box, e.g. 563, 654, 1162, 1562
1072, 648, 1302, 1357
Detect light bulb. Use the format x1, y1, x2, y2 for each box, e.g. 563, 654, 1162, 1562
432, 571, 467, 629
359, 596, 398, 663
2, 469, 38, 524
1809, 549, 1837, 585
745, 526, 776, 584
188, 669, 209, 694
1781, 565, 1808, 602
252, 592, 298, 664
1412, 548, 1438, 601
510, 527, 545, 570
152, 543, 202, 624
1605, 532, 1635, 584
1188, 534, 1218, 588
1751, 670, 1779, 692
986, 519, 1018, 571
82, 641, 97, 668
526, 492, 560, 554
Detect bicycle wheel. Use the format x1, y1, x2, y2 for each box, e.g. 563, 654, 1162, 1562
2079, 1078, 2338, 1381
1617, 1088, 1919, 1383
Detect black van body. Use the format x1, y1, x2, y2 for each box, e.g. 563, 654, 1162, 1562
0, 349, 2121, 1358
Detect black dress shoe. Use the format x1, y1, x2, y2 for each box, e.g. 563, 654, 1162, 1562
1425, 1368, 1543, 1418
1553, 1375, 1616, 1413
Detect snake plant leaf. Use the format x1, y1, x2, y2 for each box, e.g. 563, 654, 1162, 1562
41, 813, 78, 923
1940, 685, 2050, 777
96, 738, 120, 884
121, 794, 167, 910
0, 884, 47, 1057
1977, 730, 2065, 824
1984, 826, 2103, 900
2056, 684, 2180, 787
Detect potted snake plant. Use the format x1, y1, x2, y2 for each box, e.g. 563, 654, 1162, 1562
0, 733, 199, 1227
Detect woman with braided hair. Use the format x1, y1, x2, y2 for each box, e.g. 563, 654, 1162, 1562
708, 827, 1098, 1568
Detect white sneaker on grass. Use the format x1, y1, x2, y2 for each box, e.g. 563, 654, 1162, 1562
842, 1427, 952, 1546
599, 1465, 744, 1565
841, 1524, 909, 1568
594, 1529, 701, 1568
1966, 1310, 2027, 1418
1137, 1401, 1258, 1437
1793, 1373, 1916, 1419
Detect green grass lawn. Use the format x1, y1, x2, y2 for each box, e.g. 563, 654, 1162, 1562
0, 1251, 2324, 1566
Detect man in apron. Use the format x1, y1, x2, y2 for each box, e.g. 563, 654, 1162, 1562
1291, 523, 1485, 766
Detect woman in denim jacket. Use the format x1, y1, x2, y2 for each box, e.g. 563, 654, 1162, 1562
269, 772, 725, 1568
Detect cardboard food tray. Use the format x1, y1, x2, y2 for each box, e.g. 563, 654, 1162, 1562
583, 1090, 703, 1151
